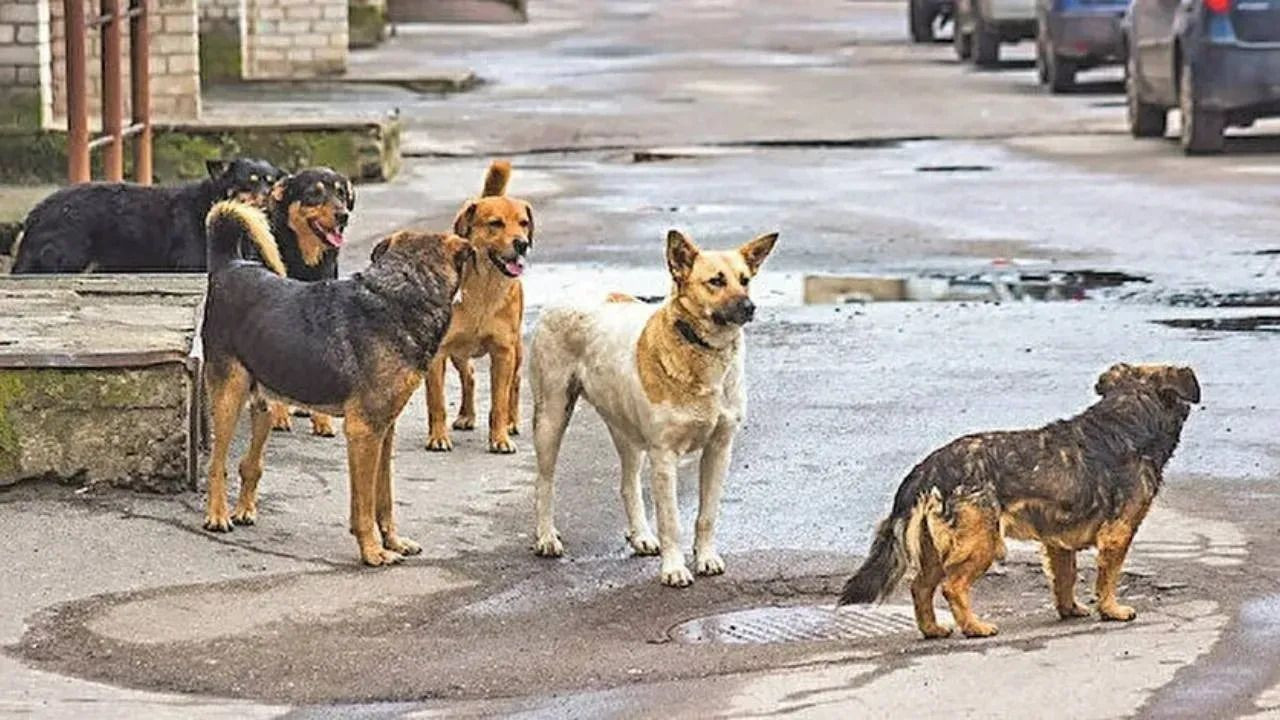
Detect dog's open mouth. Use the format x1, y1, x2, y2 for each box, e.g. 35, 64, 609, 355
309, 219, 345, 248
489, 249, 526, 278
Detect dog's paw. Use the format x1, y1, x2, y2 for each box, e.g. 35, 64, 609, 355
310, 415, 336, 437
452, 416, 476, 431
533, 530, 564, 557
694, 550, 725, 576
488, 437, 517, 454
919, 624, 954, 640
230, 505, 257, 526
361, 547, 404, 567
203, 512, 233, 533
426, 435, 453, 452
507, 424, 520, 437
660, 564, 695, 588
269, 404, 293, 432
1100, 603, 1137, 622
384, 535, 422, 556
627, 531, 661, 556
1057, 601, 1091, 619
960, 620, 999, 638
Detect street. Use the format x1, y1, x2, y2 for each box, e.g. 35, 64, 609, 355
5, 0, 1280, 717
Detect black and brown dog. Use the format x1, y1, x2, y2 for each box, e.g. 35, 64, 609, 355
840, 363, 1200, 639
257, 167, 355, 437
12, 158, 283, 274
200, 201, 472, 566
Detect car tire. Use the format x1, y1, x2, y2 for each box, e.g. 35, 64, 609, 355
1179, 60, 1224, 154
1126, 52, 1167, 138
910, 0, 936, 42
1047, 53, 1075, 93
953, 23, 973, 59
973, 18, 1000, 67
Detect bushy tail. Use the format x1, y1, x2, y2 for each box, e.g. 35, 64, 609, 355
838, 515, 912, 605
205, 201, 284, 276
481, 160, 511, 197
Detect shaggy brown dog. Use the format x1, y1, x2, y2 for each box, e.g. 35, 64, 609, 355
423, 160, 532, 454
200, 201, 471, 566
839, 363, 1200, 638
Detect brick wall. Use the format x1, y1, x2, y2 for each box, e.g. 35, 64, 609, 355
242, 0, 348, 79
47, 0, 200, 126
0, 0, 52, 129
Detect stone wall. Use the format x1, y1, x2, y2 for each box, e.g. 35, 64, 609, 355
0, 0, 52, 129
47, 0, 201, 126
242, 0, 348, 79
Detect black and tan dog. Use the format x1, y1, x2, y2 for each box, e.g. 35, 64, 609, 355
200, 201, 471, 566
840, 363, 1200, 638
12, 158, 282, 273
259, 167, 356, 437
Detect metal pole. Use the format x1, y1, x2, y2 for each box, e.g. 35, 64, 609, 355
65, 0, 90, 183
100, 0, 124, 181
130, 0, 151, 184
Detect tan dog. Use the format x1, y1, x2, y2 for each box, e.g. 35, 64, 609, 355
424, 160, 532, 454
529, 229, 778, 586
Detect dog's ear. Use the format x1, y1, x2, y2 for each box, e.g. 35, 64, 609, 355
1161, 366, 1201, 404
206, 159, 229, 179
523, 203, 535, 243
371, 236, 393, 263
1094, 363, 1133, 397
739, 232, 779, 275
270, 177, 288, 204
666, 229, 699, 283
454, 202, 477, 237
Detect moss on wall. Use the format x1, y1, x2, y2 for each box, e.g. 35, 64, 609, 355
199, 30, 243, 84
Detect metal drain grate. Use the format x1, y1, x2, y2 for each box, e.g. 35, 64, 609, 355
669, 604, 924, 645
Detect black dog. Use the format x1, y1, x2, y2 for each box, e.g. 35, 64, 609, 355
200, 201, 472, 566
11, 158, 283, 274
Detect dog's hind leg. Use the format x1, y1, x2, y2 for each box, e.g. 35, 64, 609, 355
608, 427, 657, 556
425, 355, 453, 451
651, 449, 693, 588
346, 414, 401, 567
911, 527, 952, 639
376, 422, 421, 557
937, 502, 1001, 637
231, 395, 272, 526
531, 371, 578, 558
1095, 501, 1150, 622
1043, 546, 1089, 619
693, 421, 735, 577
451, 357, 477, 431
203, 360, 251, 532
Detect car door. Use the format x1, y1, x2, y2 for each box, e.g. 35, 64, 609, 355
1137, 0, 1182, 103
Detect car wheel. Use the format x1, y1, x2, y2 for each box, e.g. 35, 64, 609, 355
910, 0, 936, 42
1125, 52, 1167, 138
1035, 33, 1049, 84
973, 18, 1000, 67
953, 21, 973, 59
1047, 53, 1076, 93
1179, 60, 1224, 154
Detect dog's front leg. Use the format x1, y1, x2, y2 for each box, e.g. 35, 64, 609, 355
487, 346, 518, 454
650, 450, 693, 587
425, 355, 453, 451
693, 423, 735, 576
346, 416, 402, 566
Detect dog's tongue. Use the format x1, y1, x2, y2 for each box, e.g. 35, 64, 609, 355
324, 230, 345, 248
505, 257, 525, 277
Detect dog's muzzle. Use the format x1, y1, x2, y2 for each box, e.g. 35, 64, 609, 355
713, 297, 756, 326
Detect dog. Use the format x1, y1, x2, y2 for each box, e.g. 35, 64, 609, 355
259, 167, 356, 438
11, 158, 282, 274
529, 228, 778, 586
839, 363, 1200, 639
200, 201, 471, 566
423, 160, 532, 454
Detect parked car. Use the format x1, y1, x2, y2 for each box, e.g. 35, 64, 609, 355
1125, 0, 1280, 153
953, 0, 1038, 66
910, 0, 955, 42
1035, 0, 1128, 92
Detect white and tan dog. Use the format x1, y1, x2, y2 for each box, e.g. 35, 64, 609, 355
529, 229, 778, 587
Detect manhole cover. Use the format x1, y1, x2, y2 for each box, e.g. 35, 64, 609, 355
669, 604, 926, 645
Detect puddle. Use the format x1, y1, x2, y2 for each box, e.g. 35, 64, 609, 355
1153, 316, 1280, 333
915, 164, 994, 173
804, 267, 1149, 304
1164, 290, 1280, 308
670, 604, 925, 645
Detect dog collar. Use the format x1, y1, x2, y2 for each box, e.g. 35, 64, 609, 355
674, 318, 715, 351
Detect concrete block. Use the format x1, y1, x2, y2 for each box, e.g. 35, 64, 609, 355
0, 5, 39, 24
0, 25, 16, 44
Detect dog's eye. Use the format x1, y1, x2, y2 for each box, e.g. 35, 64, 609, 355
707, 274, 727, 289
250, 174, 258, 182
488, 218, 504, 229
740, 275, 750, 286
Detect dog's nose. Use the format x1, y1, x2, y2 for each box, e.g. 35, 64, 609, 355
335, 209, 350, 228
738, 297, 756, 322
513, 237, 530, 256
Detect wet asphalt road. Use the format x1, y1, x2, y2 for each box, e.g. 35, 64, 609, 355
6, 0, 1280, 717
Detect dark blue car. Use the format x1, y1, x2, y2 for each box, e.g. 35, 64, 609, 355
1125, 0, 1280, 153
1036, 0, 1130, 92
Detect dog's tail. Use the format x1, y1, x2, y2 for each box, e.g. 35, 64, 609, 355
205, 200, 285, 277
839, 480, 939, 606
481, 160, 511, 197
